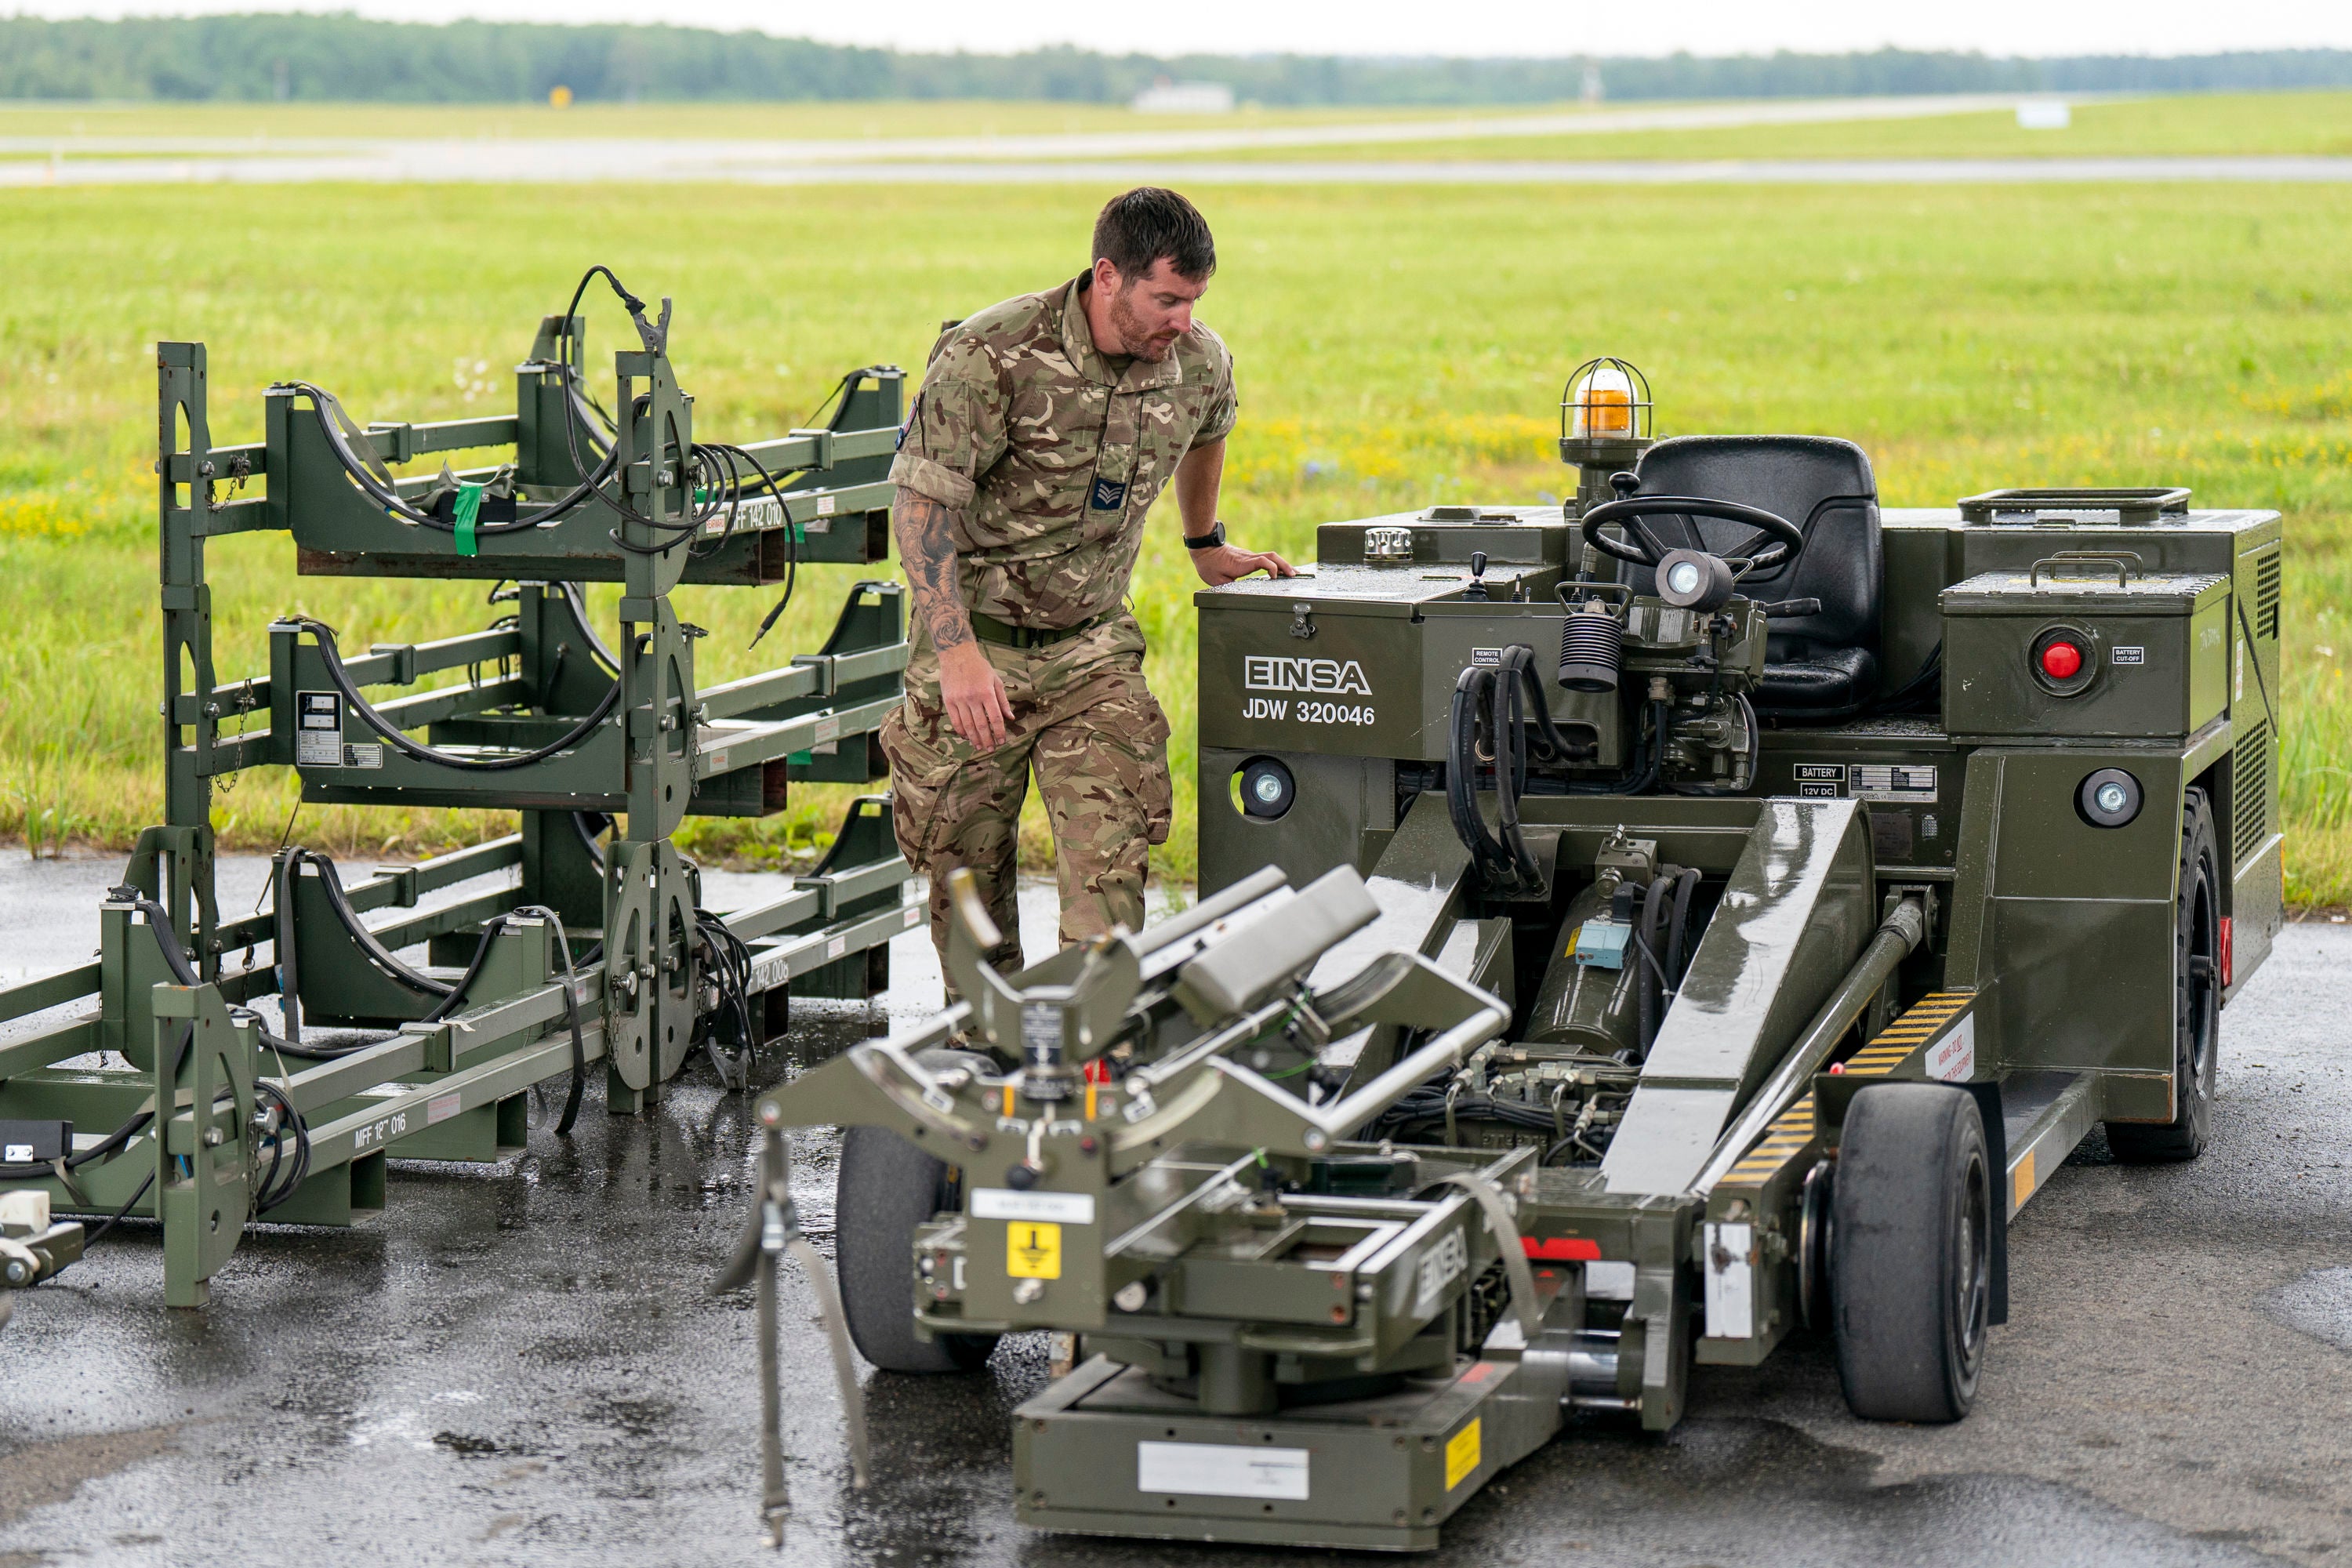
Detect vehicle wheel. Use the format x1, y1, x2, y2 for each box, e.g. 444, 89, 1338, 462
835, 1049, 1000, 1374
2106, 787, 2220, 1163
1832, 1082, 1993, 1422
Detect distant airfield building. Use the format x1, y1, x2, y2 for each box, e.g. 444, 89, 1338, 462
1132, 78, 1236, 114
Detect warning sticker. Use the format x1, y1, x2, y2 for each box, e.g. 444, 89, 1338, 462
1007, 1221, 1062, 1279
1926, 1016, 1976, 1082
296, 691, 343, 767
1445, 1419, 1483, 1490
1849, 764, 1938, 804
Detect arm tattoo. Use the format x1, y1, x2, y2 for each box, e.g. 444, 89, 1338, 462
892, 490, 975, 652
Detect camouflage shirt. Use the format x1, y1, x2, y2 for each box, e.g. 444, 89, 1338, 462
887, 274, 1239, 629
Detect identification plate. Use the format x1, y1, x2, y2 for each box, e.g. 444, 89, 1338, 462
971, 1188, 1094, 1224
295, 691, 343, 766
1138, 1441, 1310, 1501
1849, 764, 1937, 804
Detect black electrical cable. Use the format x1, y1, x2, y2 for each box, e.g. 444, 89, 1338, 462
512, 906, 587, 1138
75, 1170, 155, 1252
289, 617, 621, 774
559, 583, 623, 676
251, 1079, 311, 1214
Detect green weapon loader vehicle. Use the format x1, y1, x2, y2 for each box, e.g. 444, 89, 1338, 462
767, 353, 2281, 1549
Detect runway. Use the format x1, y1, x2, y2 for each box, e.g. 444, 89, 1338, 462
2, 854, 2347, 1565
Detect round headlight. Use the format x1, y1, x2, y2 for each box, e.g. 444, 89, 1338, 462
1238, 757, 1295, 821
1666, 560, 1700, 597
2077, 767, 2143, 829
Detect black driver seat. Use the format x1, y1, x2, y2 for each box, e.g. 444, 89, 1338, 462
1624, 435, 1883, 720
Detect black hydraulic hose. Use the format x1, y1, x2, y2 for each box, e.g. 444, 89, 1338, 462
287, 380, 614, 534
424, 916, 510, 1025
1665, 867, 1701, 989
1636, 874, 1674, 1055
290, 617, 621, 773
279, 848, 455, 1000
252, 1078, 311, 1214
572, 810, 611, 869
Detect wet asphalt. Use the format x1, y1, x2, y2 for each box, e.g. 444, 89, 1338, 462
1, 854, 2348, 1567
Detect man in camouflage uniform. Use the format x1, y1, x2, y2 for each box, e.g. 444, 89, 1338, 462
883, 187, 1294, 978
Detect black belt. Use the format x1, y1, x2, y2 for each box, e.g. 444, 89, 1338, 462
967, 608, 1109, 650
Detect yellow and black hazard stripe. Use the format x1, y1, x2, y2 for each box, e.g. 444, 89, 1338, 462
1721, 991, 1975, 1188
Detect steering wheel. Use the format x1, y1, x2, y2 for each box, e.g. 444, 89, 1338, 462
1579, 488, 1806, 574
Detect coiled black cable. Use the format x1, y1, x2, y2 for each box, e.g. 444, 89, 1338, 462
288, 617, 621, 774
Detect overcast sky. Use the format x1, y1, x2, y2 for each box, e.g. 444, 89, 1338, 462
12, 0, 2352, 57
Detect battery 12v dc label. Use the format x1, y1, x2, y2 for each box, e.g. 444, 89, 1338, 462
1792, 763, 1845, 799
1849, 764, 1938, 804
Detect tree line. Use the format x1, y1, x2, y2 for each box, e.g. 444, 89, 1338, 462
1, 15, 2346, 105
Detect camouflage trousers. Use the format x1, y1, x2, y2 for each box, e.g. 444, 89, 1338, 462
880, 612, 1173, 982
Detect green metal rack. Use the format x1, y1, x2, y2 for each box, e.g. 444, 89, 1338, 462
0, 282, 916, 1306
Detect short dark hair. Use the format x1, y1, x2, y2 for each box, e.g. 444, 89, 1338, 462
1092, 187, 1216, 284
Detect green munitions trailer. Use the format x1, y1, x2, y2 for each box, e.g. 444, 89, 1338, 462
0, 272, 920, 1308
756, 358, 2281, 1550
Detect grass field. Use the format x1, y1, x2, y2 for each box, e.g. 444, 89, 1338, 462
3, 168, 2350, 897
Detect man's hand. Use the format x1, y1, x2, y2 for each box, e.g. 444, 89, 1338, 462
1190, 541, 1298, 586
938, 641, 1014, 750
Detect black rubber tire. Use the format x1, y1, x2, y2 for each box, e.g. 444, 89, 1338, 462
835, 1050, 1000, 1374
1832, 1082, 1994, 1423
2106, 787, 2220, 1163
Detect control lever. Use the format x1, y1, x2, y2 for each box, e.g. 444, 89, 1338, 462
1757, 597, 1823, 618
1465, 550, 1490, 601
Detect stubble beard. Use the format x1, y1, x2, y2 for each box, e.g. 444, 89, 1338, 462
1109, 286, 1181, 362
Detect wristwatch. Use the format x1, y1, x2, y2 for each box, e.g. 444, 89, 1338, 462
1184, 521, 1226, 552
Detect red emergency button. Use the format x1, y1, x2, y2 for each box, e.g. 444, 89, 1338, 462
2039, 640, 2084, 680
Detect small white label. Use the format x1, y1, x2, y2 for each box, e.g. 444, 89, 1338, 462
1704, 1221, 1756, 1338
344, 742, 383, 769
2112, 645, 2146, 666
826, 935, 848, 960
815, 494, 837, 517
1586, 1260, 1636, 1300
1122, 1090, 1156, 1123
426, 1091, 463, 1126
1471, 647, 1504, 667
1926, 1016, 1976, 1082
902, 906, 921, 927
813, 713, 842, 746
970, 1189, 1095, 1224
702, 747, 731, 775
1138, 1441, 1309, 1501
4, 1142, 34, 1163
